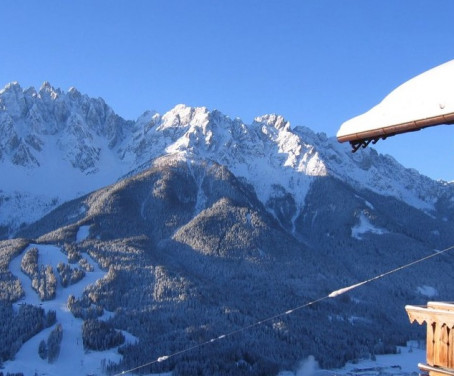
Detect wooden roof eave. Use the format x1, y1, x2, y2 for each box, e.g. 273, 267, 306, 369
406, 304, 454, 327
337, 111, 454, 153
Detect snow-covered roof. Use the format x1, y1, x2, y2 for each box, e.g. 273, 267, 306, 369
337, 59, 454, 152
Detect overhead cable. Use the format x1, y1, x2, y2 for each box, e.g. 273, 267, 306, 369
114, 243, 454, 376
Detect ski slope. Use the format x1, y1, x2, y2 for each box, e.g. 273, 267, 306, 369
4, 226, 137, 376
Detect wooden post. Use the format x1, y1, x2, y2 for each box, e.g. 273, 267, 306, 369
406, 302, 454, 376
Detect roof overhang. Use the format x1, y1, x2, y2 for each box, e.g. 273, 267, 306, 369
337, 59, 454, 152
406, 302, 454, 327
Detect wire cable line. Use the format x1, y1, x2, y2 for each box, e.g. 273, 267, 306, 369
114, 243, 454, 376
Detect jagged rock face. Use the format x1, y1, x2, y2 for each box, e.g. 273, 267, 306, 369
0, 82, 133, 171
1, 81, 453, 240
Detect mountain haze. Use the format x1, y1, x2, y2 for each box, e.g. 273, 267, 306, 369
1, 82, 454, 375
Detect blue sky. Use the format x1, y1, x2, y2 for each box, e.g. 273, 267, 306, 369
1, 1, 454, 181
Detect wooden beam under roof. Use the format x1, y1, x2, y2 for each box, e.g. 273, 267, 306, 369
337, 59, 454, 152
339, 112, 454, 152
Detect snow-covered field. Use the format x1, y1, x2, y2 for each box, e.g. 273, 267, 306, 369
280, 341, 425, 376
3, 226, 137, 376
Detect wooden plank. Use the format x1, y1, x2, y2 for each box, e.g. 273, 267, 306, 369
429, 370, 454, 376
337, 113, 454, 144
428, 322, 436, 365
406, 303, 454, 370
433, 322, 441, 366
449, 325, 454, 369
436, 324, 450, 367
419, 363, 454, 376
429, 302, 454, 312
406, 305, 454, 328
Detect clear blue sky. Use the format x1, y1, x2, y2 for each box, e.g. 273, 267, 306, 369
1, 1, 453, 181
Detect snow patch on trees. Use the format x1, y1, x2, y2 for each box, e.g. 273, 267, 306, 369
75, 225, 90, 243
351, 213, 387, 239
416, 285, 438, 297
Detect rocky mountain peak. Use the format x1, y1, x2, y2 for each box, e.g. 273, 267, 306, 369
0, 81, 453, 238
0, 82, 27, 119
67, 86, 81, 97
0, 81, 134, 179
254, 113, 290, 131
1, 81, 22, 94
39, 81, 61, 100
160, 104, 210, 130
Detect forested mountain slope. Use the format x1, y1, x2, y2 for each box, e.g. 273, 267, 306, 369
1, 156, 452, 375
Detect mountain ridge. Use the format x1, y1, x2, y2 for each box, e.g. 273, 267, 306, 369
1, 81, 452, 238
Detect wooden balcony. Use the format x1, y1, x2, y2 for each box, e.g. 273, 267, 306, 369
406, 302, 454, 376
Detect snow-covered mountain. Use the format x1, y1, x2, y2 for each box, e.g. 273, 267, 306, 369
1, 82, 453, 237
2, 82, 454, 375
0, 82, 134, 235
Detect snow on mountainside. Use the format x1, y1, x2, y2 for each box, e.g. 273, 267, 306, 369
1, 82, 452, 236
0, 82, 135, 233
